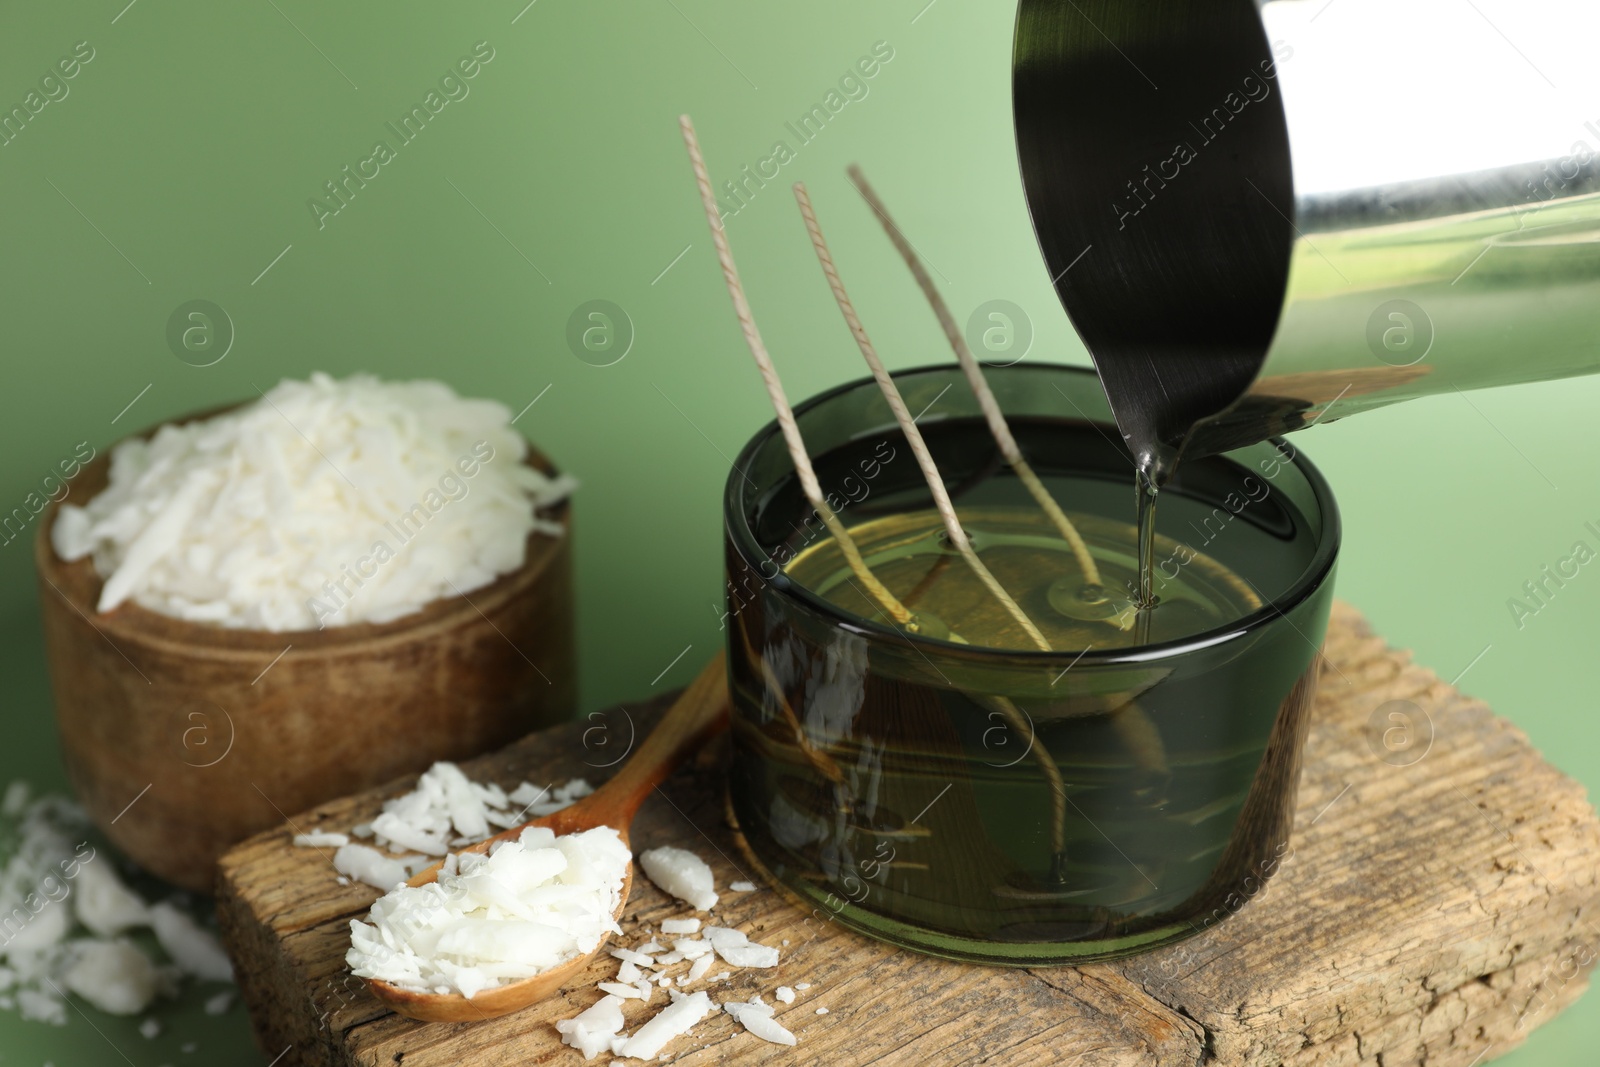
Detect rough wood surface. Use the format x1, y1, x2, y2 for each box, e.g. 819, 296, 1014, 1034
216, 603, 1600, 1066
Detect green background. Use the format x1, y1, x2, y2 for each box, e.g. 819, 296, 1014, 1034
0, 0, 1594, 1063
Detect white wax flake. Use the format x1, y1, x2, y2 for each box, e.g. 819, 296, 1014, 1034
347, 826, 629, 998
556, 993, 626, 1059
60, 939, 167, 1015
74, 858, 151, 937
795, 982, 811, 991
617, 990, 713, 1059
728, 881, 756, 893
17, 988, 66, 1026
816, 1007, 830, 1014
687, 956, 713, 983
299, 764, 591, 887
659, 918, 700, 935
724, 998, 798, 1046
510, 778, 595, 818
0, 782, 238, 1025
702, 926, 780, 969
150, 902, 234, 982
775, 986, 795, 1004
671, 938, 711, 959
598, 982, 643, 1000
637, 847, 718, 911
53, 373, 578, 630
331, 844, 427, 891
0, 781, 29, 817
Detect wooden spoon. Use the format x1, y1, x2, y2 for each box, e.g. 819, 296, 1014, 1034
365, 651, 729, 1023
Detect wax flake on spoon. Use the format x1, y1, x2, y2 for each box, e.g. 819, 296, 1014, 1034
346, 825, 630, 998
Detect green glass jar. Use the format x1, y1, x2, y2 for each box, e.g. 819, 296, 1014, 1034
722, 363, 1339, 965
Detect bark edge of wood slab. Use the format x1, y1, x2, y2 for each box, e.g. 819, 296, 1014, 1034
368, 652, 727, 1023
216, 603, 1600, 1067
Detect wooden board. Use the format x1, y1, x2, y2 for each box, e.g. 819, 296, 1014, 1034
216, 603, 1600, 1066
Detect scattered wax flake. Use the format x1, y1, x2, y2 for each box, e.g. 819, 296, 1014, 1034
331, 844, 425, 891
617, 990, 713, 1059
702, 926, 780, 968
0, 783, 238, 1025
0, 781, 29, 817
307, 767, 590, 886
17, 987, 66, 1026
74, 858, 151, 937
150, 902, 234, 982
775, 986, 795, 1004
637, 847, 718, 911
728, 881, 756, 892
60, 939, 167, 1015
724, 998, 797, 1046
555, 993, 626, 1060
672, 938, 711, 959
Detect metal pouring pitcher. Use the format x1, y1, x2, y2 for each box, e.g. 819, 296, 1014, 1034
1013, 0, 1600, 483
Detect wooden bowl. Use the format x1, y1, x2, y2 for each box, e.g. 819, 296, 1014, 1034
34, 414, 576, 892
